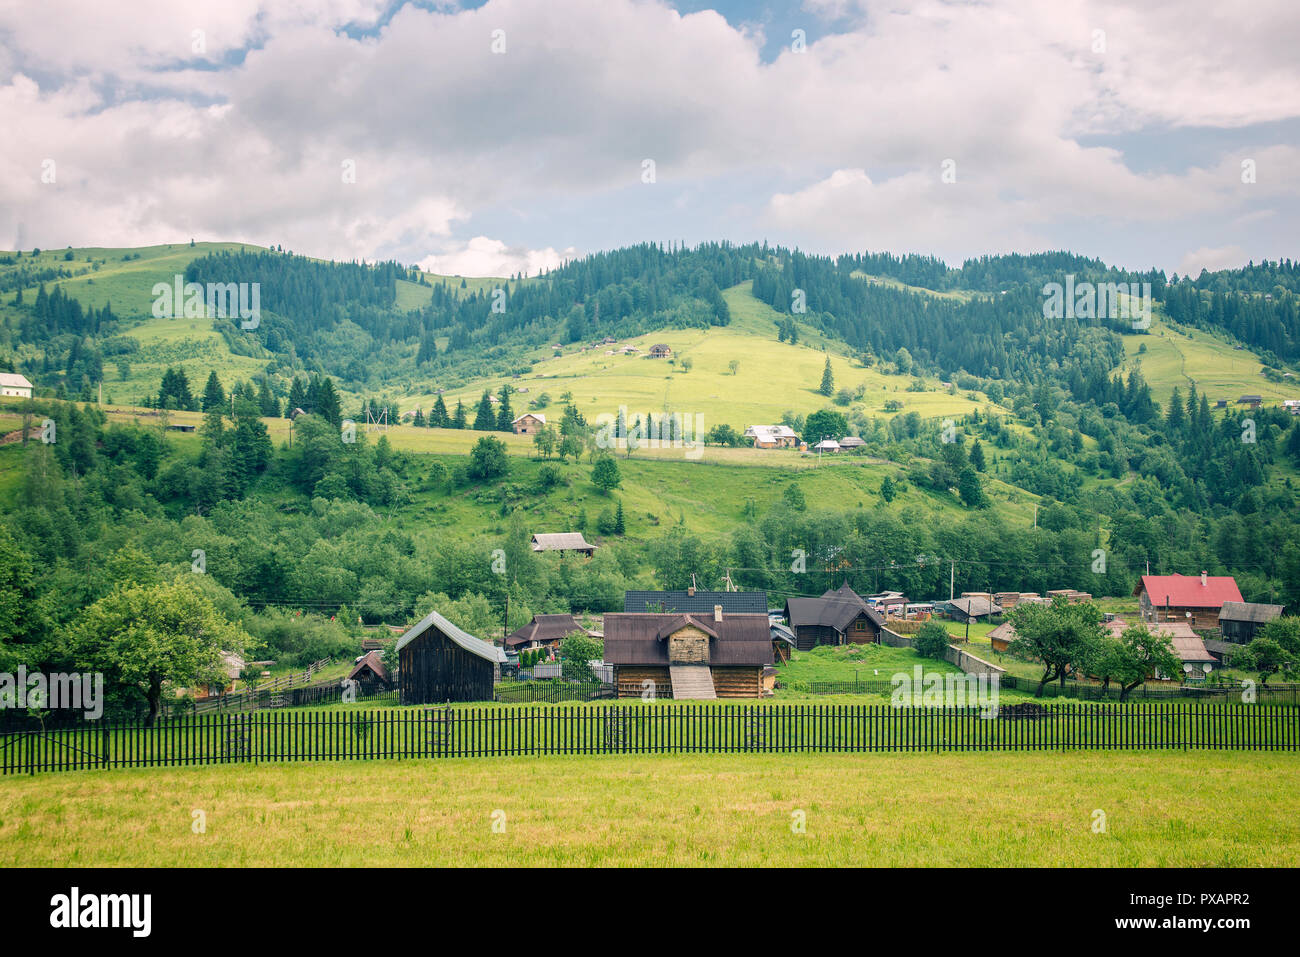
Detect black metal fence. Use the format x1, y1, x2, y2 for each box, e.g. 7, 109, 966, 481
3, 702, 1295, 775
789, 675, 1300, 704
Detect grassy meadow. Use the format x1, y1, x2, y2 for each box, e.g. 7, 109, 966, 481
2, 750, 1297, 866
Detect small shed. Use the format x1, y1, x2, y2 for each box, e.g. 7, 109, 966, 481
396, 610, 505, 704
347, 651, 392, 692
512, 413, 546, 435
948, 596, 1003, 623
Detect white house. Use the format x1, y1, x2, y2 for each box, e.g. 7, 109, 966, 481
744, 424, 799, 449
0, 373, 33, 399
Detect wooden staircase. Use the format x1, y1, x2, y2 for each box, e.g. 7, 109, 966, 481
668, 665, 717, 700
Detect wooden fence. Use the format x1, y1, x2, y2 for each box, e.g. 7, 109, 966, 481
2, 703, 1296, 775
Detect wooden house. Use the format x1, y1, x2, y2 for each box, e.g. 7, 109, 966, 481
1133, 573, 1243, 629
347, 651, 392, 693
530, 532, 598, 557
1237, 395, 1263, 409
603, 608, 773, 699
648, 343, 673, 359
1217, 601, 1283, 644
512, 412, 546, 435
769, 622, 797, 663
988, 621, 1017, 653
505, 613, 587, 653
784, 584, 885, 650
395, 610, 505, 704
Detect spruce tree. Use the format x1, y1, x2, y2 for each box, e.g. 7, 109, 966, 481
202, 371, 226, 412
452, 400, 467, 429
430, 395, 449, 428
819, 356, 834, 396
473, 391, 496, 431
496, 385, 514, 432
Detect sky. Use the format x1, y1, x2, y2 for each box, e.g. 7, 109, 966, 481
1, 0, 1298, 278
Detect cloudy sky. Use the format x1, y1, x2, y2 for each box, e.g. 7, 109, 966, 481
1, 0, 1297, 277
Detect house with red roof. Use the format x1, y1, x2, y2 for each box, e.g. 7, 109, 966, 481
1133, 572, 1243, 629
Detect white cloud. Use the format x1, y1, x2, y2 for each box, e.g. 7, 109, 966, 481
0, 0, 1297, 269
419, 237, 578, 278
1176, 245, 1248, 277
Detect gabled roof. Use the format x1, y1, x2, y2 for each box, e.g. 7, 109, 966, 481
395, 610, 506, 663
1134, 574, 1242, 608
513, 413, 545, 424
505, 613, 587, 648
1170, 635, 1215, 664
603, 613, 772, 666
531, 532, 597, 552
987, 621, 1017, 642
770, 622, 797, 646
745, 424, 798, 439
0, 373, 33, 389
623, 590, 768, 615
1218, 601, 1284, 624
948, 596, 1002, 617
786, 587, 885, 633
348, 651, 389, 682
838, 436, 865, 447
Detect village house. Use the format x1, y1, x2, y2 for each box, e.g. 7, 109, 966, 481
505, 613, 588, 654
395, 610, 504, 704
784, 584, 885, 651
0, 372, 33, 398
1104, 618, 1216, 680
1133, 572, 1243, 629
744, 424, 799, 449
530, 532, 598, 557
813, 439, 841, 453
1284, 399, 1300, 415
648, 343, 673, 359
603, 607, 773, 699
838, 436, 866, 450
512, 412, 546, 435
1237, 395, 1263, 409
1217, 601, 1284, 644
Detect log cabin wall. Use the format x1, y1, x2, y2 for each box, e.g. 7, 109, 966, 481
400, 629, 495, 703
712, 667, 762, 698
616, 666, 671, 698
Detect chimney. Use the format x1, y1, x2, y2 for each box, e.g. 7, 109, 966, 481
687, 586, 696, 597
1201, 570, 1208, 587
714, 604, 723, 623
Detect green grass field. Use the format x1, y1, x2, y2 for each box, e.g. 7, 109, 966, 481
2, 751, 1296, 866
421, 281, 1004, 433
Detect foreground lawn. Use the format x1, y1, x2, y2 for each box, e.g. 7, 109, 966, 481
2, 751, 1297, 866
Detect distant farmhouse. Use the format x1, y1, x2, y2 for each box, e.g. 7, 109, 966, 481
947, 596, 1003, 623
648, 343, 673, 358
784, 584, 885, 651
1134, 572, 1243, 629
1237, 395, 1263, 409
0, 373, 33, 398
531, 532, 598, 557
512, 412, 546, 435
744, 424, 799, 449
603, 607, 772, 699
505, 613, 588, 654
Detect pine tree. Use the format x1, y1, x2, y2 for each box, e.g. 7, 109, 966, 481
430, 395, 449, 428
614, 499, 625, 535
452, 400, 467, 429
473, 391, 496, 431
819, 356, 834, 396
496, 385, 514, 432
287, 376, 308, 415
315, 376, 342, 428
202, 371, 226, 412
970, 440, 986, 472
413, 408, 426, 427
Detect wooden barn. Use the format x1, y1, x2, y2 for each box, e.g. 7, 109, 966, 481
603, 607, 773, 699
783, 584, 885, 651
1218, 601, 1283, 644
395, 610, 506, 704
947, 596, 1003, 623
531, 532, 598, 557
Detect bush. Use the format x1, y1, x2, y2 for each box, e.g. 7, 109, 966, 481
913, 621, 951, 660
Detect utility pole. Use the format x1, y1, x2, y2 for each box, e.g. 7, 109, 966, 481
949, 561, 955, 601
